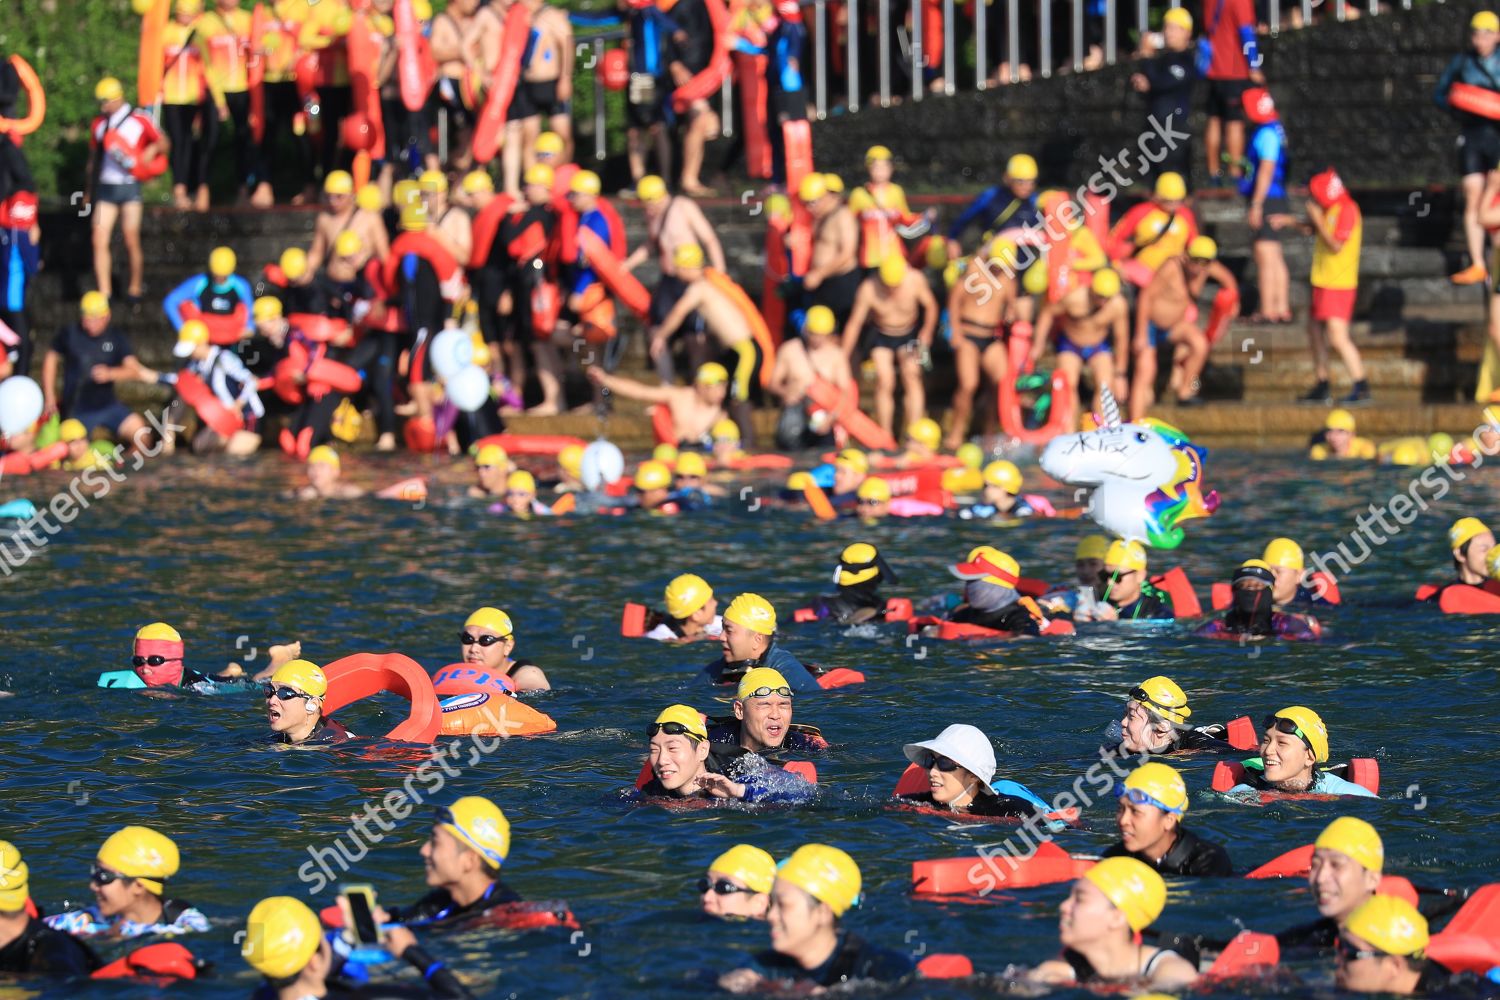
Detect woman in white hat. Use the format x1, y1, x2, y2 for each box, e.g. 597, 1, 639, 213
898, 724, 1050, 818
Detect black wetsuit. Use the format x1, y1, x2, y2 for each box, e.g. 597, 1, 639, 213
490, 204, 557, 343
699, 644, 821, 690
1274, 916, 1337, 953
1103, 827, 1234, 876
949, 601, 1041, 635
272, 717, 353, 745
386, 880, 522, 926
1112, 588, 1174, 621
706, 718, 826, 756
754, 931, 915, 987
803, 583, 884, 625
1099, 726, 1235, 763
0, 917, 99, 976
899, 790, 1038, 818
254, 943, 474, 999
639, 745, 747, 799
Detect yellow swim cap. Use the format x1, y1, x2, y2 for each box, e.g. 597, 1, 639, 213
253, 296, 283, 322
242, 896, 322, 979
856, 477, 891, 503
665, 573, 713, 619
524, 164, 555, 189
724, 593, 777, 635
1130, 675, 1191, 724
355, 184, 384, 213
634, 460, 673, 491
475, 444, 510, 470
95, 77, 125, 102
652, 703, 707, 742
1450, 516, 1490, 549
461, 170, 494, 195
59, 418, 88, 443
777, 844, 861, 917
1346, 895, 1429, 958
97, 826, 180, 896
1083, 856, 1166, 932
418, 169, 448, 193
803, 305, 836, 337
439, 795, 510, 867
399, 197, 429, 232
956, 442, 984, 470
209, 246, 237, 278
711, 418, 740, 441
823, 173, 845, 194
1163, 6, 1193, 29
1271, 705, 1329, 763
652, 443, 680, 466
865, 145, 893, 163
1262, 537, 1305, 571
1473, 10, 1500, 31
570, 170, 602, 196
737, 666, 792, 700
80, 291, 111, 318
1155, 175, 1188, 205
695, 362, 728, 386
506, 469, 536, 494
1106, 539, 1149, 573
879, 253, 908, 287
535, 131, 565, 156
307, 445, 340, 468
1075, 534, 1110, 561
673, 243, 705, 270
836, 448, 869, 473
837, 541, 881, 586
1326, 408, 1357, 433
0, 841, 29, 911
1022, 261, 1050, 296
279, 247, 307, 282
906, 418, 941, 450
952, 545, 1020, 588
983, 460, 1022, 493
270, 659, 328, 699
675, 451, 708, 478
709, 844, 776, 894
333, 231, 364, 259
1316, 816, 1384, 873
1006, 153, 1039, 181
465, 606, 514, 638
798, 173, 828, 203
1122, 762, 1188, 815
558, 444, 584, 480
1091, 268, 1122, 298
637, 175, 668, 202
135, 622, 183, 643
324, 170, 355, 195
1187, 235, 1218, 260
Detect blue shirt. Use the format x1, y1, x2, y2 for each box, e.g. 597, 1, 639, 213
698, 644, 821, 691
162, 272, 255, 331
1240, 122, 1288, 200
948, 188, 1040, 242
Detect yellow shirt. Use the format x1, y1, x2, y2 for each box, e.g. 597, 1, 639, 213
1310, 199, 1361, 291
162, 21, 214, 106
850, 182, 913, 269
1132, 208, 1193, 272
197, 7, 253, 93
264, 0, 312, 83
299, 0, 352, 86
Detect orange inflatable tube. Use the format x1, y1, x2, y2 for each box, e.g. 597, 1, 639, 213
670, 0, 731, 113
472, 2, 531, 162
472, 433, 587, 457
578, 228, 651, 320
0, 56, 45, 138
805, 378, 897, 451
704, 269, 776, 388
321, 652, 445, 743
138, 0, 171, 107
1450, 82, 1500, 121
432, 663, 557, 737
175, 370, 244, 438
998, 321, 1075, 446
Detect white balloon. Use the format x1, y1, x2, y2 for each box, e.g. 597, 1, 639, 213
0, 377, 44, 437
429, 328, 473, 382
447, 365, 491, 413
580, 440, 625, 491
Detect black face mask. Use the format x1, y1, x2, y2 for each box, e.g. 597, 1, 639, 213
1228, 586, 1274, 635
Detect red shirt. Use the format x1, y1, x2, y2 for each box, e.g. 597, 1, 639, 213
1204, 0, 1254, 80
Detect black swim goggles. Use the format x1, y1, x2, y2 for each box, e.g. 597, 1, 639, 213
1128, 686, 1181, 716
131, 655, 181, 668
90, 866, 140, 886
915, 752, 962, 773
1335, 936, 1387, 964
647, 720, 704, 742
698, 877, 755, 896
738, 685, 792, 700
857, 497, 885, 507
264, 684, 309, 702
459, 632, 509, 646
1262, 714, 1312, 749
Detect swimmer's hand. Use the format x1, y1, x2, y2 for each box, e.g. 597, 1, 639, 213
383, 924, 416, 959
698, 773, 747, 800
585, 365, 607, 387
1091, 603, 1119, 622
719, 968, 768, 994
268, 641, 302, 668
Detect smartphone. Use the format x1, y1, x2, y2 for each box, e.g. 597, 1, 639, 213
340, 884, 383, 946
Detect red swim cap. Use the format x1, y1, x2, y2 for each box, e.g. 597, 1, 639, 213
1309, 168, 1346, 209
1242, 87, 1277, 124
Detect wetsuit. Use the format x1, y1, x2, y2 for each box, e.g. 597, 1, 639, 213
1226, 760, 1378, 799
899, 789, 1039, 818
490, 204, 557, 343
0, 187, 37, 378
273, 717, 353, 745
1436, 48, 1500, 176
1273, 916, 1338, 953
0, 917, 99, 976
624, 3, 679, 130
699, 644, 821, 690
1241, 118, 1290, 244
752, 931, 914, 987
800, 582, 884, 625
706, 718, 828, 756
255, 944, 475, 999
385, 880, 521, 926
638, 744, 816, 804
1136, 47, 1195, 179
163, 271, 255, 334
1109, 587, 1174, 621
948, 601, 1041, 635
1102, 827, 1233, 876
947, 188, 1040, 248
763, 12, 807, 186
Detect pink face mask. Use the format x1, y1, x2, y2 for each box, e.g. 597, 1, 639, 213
132, 638, 186, 687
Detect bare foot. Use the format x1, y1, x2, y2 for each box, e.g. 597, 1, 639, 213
194, 187, 210, 212
376, 433, 397, 452
250, 183, 274, 208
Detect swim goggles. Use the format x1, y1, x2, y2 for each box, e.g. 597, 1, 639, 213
1128, 686, 1183, 717
459, 632, 509, 646
90, 866, 142, 887
857, 497, 885, 507
433, 806, 506, 867
1335, 936, 1387, 964
264, 684, 309, 702
1112, 783, 1185, 815
698, 877, 755, 896
915, 752, 962, 773
738, 685, 792, 700
647, 720, 704, 742
1262, 714, 1312, 751
131, 655, 181, 668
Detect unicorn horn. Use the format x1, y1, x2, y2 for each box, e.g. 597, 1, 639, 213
1099, 386, 1122, 429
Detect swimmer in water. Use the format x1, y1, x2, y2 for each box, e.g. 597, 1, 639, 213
638, 704, 815, 804
367, 797, 524, 926
45, 826, 209, 939
554, 444, 585, 493
1027, 857, 1199, 989
959, 460, 1039, 520
586, 362, 729, 449
468, 444, 513, 499
1226, 706, 1376, 798
1104, 762, 1232, 876
1198, 559, 1321, 640
707, 668, 826, 757
117, 622, 300, 688
643, 573, 724, 643
672, 450, 721, 502
717, 845, 913, 993
1336, 897, 1454, 995
1084, 540, 1173, 622
264, 659, 353, 745
296, 446, 365, 500
830, 448, 868, 504
1309, 408, 1376, 460
460, 606, 549, 692
495, 470, 553, 517
632, 460, 679, 513
1275, 817, 1387, 953
852, 477, 891, 520
709, 418, 743, 467
1105, 675, 1232, 759
1261, 537, 1335, 606
700, 845, 775, 921
947, 546, 1048, 635
241, 896, 470, 998
898, 723, 1048, 818
1423, 516, 1497, 600
0, 842, 97, 977
798, 542, 898, 624
702, 594, 821, 690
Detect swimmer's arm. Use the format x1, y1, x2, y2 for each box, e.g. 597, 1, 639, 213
555, 16, 574, 101
1110, 300, 1129, 359
1147, 951, 1199, 990
1030, 301, 1058, 364
586, 366, 676, 403
841, 286, 873, 355
916, 278, 939, 347
689, 207, 726, 272
1026, 959, 1075, 984
651, 283, 702, 353
1205, 260, 1238, 295
41, 350, 60, 413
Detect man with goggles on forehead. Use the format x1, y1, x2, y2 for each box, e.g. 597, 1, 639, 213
639, 705, 815, 805
45, 826, 209, 940
707, 668, 827, 757
1225, 706, 1376, 798
100, 622, 300, 691
1103, 763, 1232, 876
264, 660, 353, 745
458, 607, 549, 693
1106, 675, 1233, 759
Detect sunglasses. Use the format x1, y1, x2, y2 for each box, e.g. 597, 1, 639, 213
1336, 936, 1384, 963
739, 685, 792, 699
459, 632, 509, 646
90, 866, 137, 887
264, 684, 307, 702
1113, 783, 1184, 815
1262, 715, 1311, 748
131, 655, 181, 668
698, 877, 755, 896
916, 752, 961, 772
647, 720, 703, 741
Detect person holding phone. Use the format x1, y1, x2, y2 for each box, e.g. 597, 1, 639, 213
377, 797, 524, 927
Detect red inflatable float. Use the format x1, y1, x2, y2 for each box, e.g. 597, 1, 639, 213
471, 433, 588, 457
0, 55, 45, 138
1449, 81, 1500, 121
0, 442, 68, 476
432, 663, 557, 737
321, 653, 445, 743
1212, 757, 1379, 797
175, 370, 244, 438
670, 0, 731, 113
999, 321, 1075, 446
